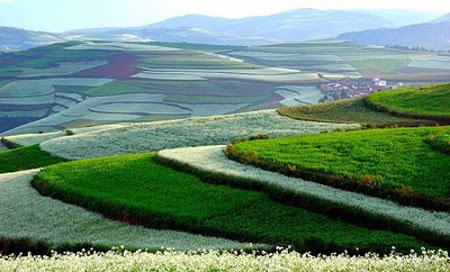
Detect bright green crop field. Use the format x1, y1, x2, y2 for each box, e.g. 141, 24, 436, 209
367, 84, 450, 120
233, 127, 450, 200
428, 133, 450, 155
34, 153, 430, 253
0, 145, 65, 174
278, 99, 437, 127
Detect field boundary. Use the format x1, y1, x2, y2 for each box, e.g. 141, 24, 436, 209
225, 140, 450, 212
154, 146, 450, 248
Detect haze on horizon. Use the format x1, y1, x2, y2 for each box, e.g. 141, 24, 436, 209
0, 0, 448, 32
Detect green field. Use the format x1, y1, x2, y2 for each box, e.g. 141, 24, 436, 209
33, 153, 430, 253
165, 93, 271, 104
0, 145, 65, 174
232, 127, 450, 209
81, 81, 160, 96
427, 133, 450, 155
366, 84, 450, 121
278, 99, 437, 127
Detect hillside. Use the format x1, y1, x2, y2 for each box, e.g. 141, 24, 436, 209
0, 83, 449, 267
0, 41, 322, 135
432, 13, 450, 23
73, 9, 436, 46
0, 27, 67, 51
338, 22, 450, 51
279, 84, 450, 126
4, 40, 450, 135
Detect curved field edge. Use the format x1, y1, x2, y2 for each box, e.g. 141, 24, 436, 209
277, 99, 439, 127
0, 145, 66, 174
155, 146, 450, 248
1, 250, 449, 272
229, 127, 450, 212
0, 170, 259, 256
32, 153, 430, 254
38, 110, 359, 160
426, 134, 450, 155
364, 84, 450, 123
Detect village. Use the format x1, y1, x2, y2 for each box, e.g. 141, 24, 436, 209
319, 77, 406, 102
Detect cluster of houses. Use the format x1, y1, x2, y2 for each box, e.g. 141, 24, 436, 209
319, 77, 405, 102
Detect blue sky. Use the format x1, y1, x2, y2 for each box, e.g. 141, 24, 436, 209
0, 0, 448, 32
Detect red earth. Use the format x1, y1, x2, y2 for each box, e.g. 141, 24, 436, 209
0, 57, 16, 64
75, 54, 142, 78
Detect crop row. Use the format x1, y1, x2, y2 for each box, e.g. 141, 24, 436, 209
155, 145, 450, 247
33, 153, 430, 254
0, 170, 252, 255
38, 110, 358, 160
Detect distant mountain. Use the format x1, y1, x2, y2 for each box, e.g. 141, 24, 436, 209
338, 22, 450, 51
432, 13, 450, 23
71, 9, 437, 46
0, 27, 67, 51
0, 9, 439, 49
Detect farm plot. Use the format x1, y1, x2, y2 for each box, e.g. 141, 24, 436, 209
366, 84, 450, 120
89, 102, 192, 116
276, 86, 323, 106
138, 53, 255, 70
34, 153, 431, 253
0, 80, 56, 97
0, 145, 65, 174
278, 98, 438, 127
75, 54, 141, 78
408, 54, 450, 70
229, 52, 344, 62
156, 145, 450, 246
133, 69, 318, 83
39, 110, 359, 160
0, 108, 48, 118
4, 93, 220, 134
0, 170, 255, 252
231, 126, 450, 207
65, 42, 181, 52
19, 60, 108, 78
165, 93, 272, 104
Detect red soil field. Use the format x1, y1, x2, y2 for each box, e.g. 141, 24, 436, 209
75, 54, 142, 78
0, 57, 16, 64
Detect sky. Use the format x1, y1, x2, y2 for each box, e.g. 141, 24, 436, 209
0, 0, 448, 32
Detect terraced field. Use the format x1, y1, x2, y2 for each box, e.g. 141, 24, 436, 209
366, 84, 450, 121
279, 84, 450, 127
278, 99, 438, 127
34, 153, 431, 254
0, 41, 328, 135
1, 41, 450, 269
227, 40, 450, 80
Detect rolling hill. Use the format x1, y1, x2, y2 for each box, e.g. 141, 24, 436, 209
338, 21, 450, 51
432, 13, 450, 23
72, 9, 437, 46
0, 83, 449, 268
0, 27, 67, 51
3, 40, 450, 135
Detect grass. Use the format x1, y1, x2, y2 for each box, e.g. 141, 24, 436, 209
349, 58, 411, 74
34, 153, 431, 254
427, 133, 450, 155
278, 99, 437, 127
366, 84, 450, 121
0, 144, 66, 174
232, 126, 450, 209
